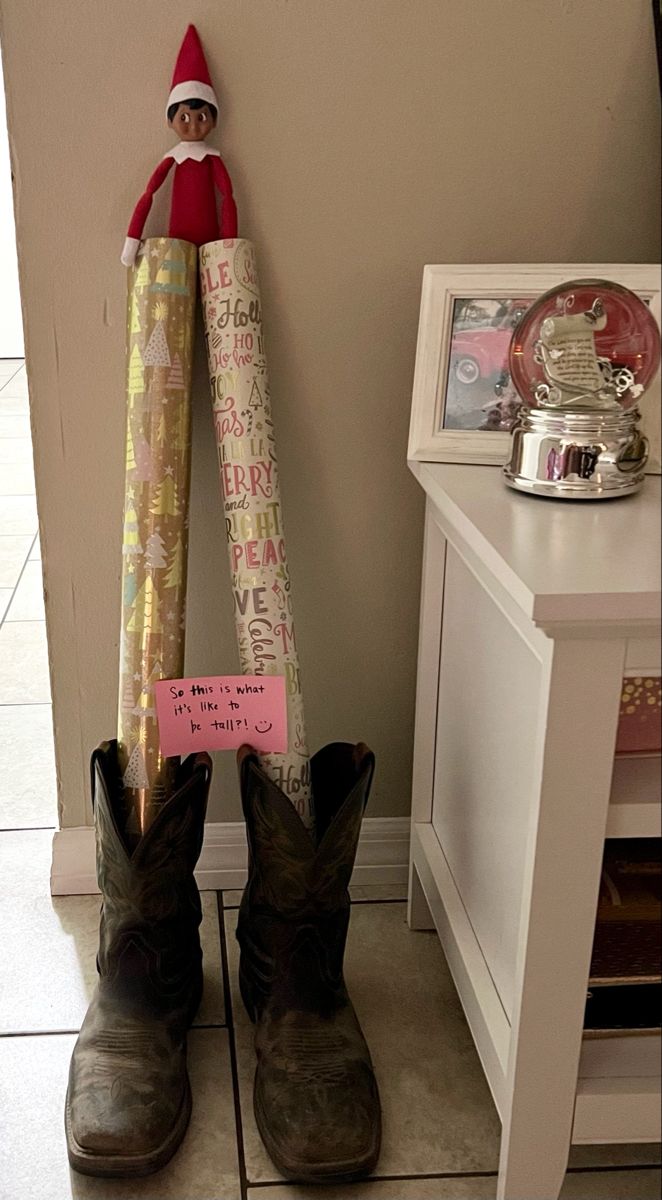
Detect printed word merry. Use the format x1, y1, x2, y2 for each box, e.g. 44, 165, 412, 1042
221, 461, 274, 499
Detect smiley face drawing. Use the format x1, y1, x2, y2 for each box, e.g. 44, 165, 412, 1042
255, 721, 273, 734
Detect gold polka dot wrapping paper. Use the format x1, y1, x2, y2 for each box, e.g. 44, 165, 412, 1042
616, 675, 662, 754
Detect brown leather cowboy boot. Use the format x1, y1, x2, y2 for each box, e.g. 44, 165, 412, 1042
237, 742, 381, 1184
65, 741, 211, 1177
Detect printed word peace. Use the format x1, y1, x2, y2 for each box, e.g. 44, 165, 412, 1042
231, 537, 286, 572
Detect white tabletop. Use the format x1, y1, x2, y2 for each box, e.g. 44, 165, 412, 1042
410, 460, 661, 625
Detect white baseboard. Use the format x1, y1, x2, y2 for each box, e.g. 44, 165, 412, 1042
50, 817, 410, 896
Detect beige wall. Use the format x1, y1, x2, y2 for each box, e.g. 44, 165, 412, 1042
1, 0, 660, 826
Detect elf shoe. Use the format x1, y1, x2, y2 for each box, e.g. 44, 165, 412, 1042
236, 742, 381, 1184
65, 741, 211, 1178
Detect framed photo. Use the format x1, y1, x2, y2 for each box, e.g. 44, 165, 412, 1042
408, 264, 661, 470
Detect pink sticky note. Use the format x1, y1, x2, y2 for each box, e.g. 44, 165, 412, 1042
154, 675, 288, 757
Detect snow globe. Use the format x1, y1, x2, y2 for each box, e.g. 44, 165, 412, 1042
503, 278, 661, 498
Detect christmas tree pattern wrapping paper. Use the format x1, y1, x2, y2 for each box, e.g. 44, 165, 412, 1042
118, 237, 197, 838
199, 239, 314, 830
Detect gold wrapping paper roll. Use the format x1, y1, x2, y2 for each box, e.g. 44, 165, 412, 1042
199, 238, 314, 830
118, 237, 197, 840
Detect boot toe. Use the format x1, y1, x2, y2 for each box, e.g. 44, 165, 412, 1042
66, 1008, 190, 1174
69, 1090, 180, 1158
254, 1059, 381, 1181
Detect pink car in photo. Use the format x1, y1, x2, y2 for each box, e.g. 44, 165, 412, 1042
450, 300, 530, 385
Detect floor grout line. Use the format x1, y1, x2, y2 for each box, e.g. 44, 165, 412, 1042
0, 1020, 230, 1040
245, 1163, 662, 1189
0, 364, 24, 390
0, 1029, 82, 1039
565, 1163, 662, 1175
0, 826, 56, 833
222, 897, 407, 912
0, 614, 44, 624
218, 890, 250, 1200
245, 1172, 502, 1188
0, 530, 37, 632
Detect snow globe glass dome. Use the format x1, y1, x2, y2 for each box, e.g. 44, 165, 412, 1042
508, 279, 660, 413
503, 278, 660, 500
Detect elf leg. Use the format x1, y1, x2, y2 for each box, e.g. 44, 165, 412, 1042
199, 238, 314, 829
65, 744, 211, 1178
66, 239, 206, 1178
118, 237, 198, 842
236, 744, 382, 1183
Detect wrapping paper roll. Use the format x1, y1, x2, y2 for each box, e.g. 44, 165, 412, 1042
199, 239, 314, 830
118, 237, 197, 839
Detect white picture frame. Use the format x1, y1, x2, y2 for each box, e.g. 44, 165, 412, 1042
407, 263, 661, 472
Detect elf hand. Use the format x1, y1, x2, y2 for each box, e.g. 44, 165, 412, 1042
121, 237, 142, 268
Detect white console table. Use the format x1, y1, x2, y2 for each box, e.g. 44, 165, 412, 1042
407, 461, 661, 1200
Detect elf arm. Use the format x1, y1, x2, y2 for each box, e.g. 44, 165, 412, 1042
211, 155, 238, 239
121, 157, 175, 266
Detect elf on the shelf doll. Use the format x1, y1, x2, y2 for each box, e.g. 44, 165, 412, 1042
121, 24, 237, 266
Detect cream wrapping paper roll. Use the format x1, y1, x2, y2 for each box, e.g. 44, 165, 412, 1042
118, 237, 197, 840
199, 238, 314, 830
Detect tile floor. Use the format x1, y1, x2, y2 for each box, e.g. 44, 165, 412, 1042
1, 359, 661, 1199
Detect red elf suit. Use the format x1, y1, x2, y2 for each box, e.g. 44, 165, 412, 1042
121, 24, 237, 266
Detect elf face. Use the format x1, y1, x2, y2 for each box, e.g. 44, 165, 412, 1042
169, 103, 216, 142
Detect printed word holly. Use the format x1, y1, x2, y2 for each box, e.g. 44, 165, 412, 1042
208, 295, 261, 331
269, 759, 311, 801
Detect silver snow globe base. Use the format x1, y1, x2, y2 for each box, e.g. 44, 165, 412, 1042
503, 405, 648, 500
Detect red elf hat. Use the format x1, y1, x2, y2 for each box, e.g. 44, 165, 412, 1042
166, 25, 218, 118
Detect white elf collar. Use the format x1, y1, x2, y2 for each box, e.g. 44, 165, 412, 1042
165, 141, 221, 164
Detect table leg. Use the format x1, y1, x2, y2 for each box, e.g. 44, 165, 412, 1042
408, 856, 435, 930
408, 500, 446, 930
496, 635, 626, 1200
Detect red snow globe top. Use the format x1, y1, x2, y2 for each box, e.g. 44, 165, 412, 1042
121, 25, 238, 267
509, 279, 661, 412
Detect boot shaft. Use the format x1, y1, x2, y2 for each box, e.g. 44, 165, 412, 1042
91, 742, 211, 1010
237, 743, 374, 1014
240, 742, 374, 916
